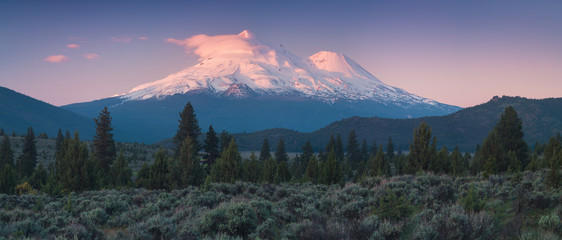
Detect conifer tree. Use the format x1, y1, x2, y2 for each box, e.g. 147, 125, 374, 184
135, 163, 151, 188
0, 164, 17, 194
111, 151, 132, 187
275, 161, 291, 183
0, 128, 4, 136
92, 107, 116, 172
242, 152, 261, 182
17, 127, 37, 177
495, 106, 528, 167
368, 144, 387, 176
261, 157, 277, 183
326, 135, 336, 153
174, 102, 201, 156
56, 131, 90, 192
148, 148, 171, 190
259, 138, 271, 161
203, 125, 220, 165
219, 130, 232, 154
507, 150, 521, 173
55, 129, 64, 153
370, 139, 378, 157
178, 136, 204, 186
450, 147, 464, 176
321, 150, 341, 185
360, 139, 368, 164
386, 138, 395, 160
434, 146, 450, 173
0, 135, 13, 167
304, 154, 319, 184
545, 152, 560, 188
29, 162, 47, 190
275, 138, 288, 163
346, 130, 360, 168
407, 122, 436, 174
335, 134, 344, 162
207, 139, 242, 184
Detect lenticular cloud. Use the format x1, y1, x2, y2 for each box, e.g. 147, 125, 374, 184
166, 30, 265, 59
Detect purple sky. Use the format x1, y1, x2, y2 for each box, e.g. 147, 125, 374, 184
1, 0, 561, 107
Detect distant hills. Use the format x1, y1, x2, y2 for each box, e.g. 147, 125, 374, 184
232, 96, 562, 152
0, 86, 94, 138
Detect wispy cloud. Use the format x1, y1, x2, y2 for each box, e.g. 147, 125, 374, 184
66, 44, 80, 49
137, 36, 148, 40
83, 53, 99, 59
110, 37, 133, 43
45, 55, 70, 63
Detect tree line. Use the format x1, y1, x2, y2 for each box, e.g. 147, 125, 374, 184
0, 103, 560, 195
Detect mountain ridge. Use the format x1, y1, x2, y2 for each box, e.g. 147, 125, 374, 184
0, 86, 94, 137
231, 96, 562, 152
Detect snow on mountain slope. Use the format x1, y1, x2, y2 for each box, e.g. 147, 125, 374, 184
122, 30, 441, 106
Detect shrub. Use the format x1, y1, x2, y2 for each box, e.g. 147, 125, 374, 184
199, 202, 258, 238
538, 213, 560, 232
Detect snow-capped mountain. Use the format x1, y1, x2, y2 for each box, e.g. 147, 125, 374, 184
121, 30, 439, 106
63, 30, 460, 143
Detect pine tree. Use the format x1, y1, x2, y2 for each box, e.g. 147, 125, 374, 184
275, 138, 288, 163
17, 127, 37, 178
321, 150, 341, 185
0, 135, 13, 167
335, 134, 344, 162
450, 147, 464, 176
207, 139, 242, 184
407, 122, 436, 174
0, 128, 4, 136
434, 146, 450, 173
0, 164, 17, 194
219, 130, 232, 154
92, 107, 116, 172
178, 136, 204, 186
304, 154, 319, 184
346, 130, 361, 169
495, 106, 528, 167
174, 102, 201, 156
55, 129, 64, 153
203, 125, 219, 166
386, 138, 395, 160
368, 144, 386, 177
148, 148, 171, 190
111, 151, 132, 187
56, 131, 90, 192
135, 163, 151, 188
242, 152, 261, 182
259, 138, 271, 161
545, 152, 560, 188
360, 139, 368, 165
261, 157, 277, 183
29, 162, 47, 190
275, 161, 291, 183
507, 150, 521, 173
370, 139, 378, 157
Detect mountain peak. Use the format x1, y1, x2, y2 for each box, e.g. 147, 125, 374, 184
121, 31, 451, 108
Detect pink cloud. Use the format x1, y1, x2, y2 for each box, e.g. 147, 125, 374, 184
66, 44, 80, 49
83, 53, 99, 59
110, 37, 132, 43
44, 55, 70, 63
137, 36, 148, 40
166, 30, 262, 60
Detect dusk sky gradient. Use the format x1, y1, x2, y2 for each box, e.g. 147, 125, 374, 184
1, 0, 561, 107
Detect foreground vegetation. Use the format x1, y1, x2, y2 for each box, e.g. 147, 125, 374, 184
0, 102, 561, 239
0, 172, 560, 239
